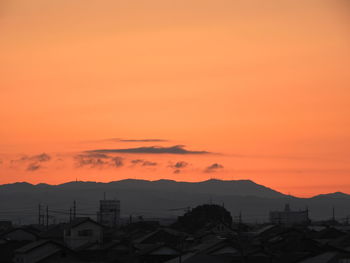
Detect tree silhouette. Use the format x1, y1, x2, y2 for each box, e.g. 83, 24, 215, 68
173, 204, 232, 233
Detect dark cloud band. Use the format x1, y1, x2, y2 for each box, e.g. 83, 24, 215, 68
105, 138, 168, 142
89, 145, 209, 155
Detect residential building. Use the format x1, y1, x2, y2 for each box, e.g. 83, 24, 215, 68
97, 199, 120, 227
64, 218, 103, 249
270, 204, 309, 226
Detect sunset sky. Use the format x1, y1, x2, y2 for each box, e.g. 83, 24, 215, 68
1, 0, 350, 196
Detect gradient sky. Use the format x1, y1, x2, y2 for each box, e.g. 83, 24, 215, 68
1, 0, 350, 196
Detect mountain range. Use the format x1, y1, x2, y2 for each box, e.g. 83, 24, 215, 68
0, 179, 349, 224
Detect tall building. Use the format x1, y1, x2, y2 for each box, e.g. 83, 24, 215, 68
97, 199, 120, 227
270, 204, 309, 226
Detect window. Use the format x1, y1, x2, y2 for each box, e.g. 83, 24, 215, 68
78, 229, 93, 236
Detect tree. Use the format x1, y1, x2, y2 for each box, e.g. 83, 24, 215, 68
173, 204, 232, 233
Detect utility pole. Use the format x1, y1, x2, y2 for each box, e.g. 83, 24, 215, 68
38, 203, 41, 225
46, 205, 49, 229
69, 208, 72, 223
332, 206, 335, 223
73, 200, 76, 219
114, 209, 117, 227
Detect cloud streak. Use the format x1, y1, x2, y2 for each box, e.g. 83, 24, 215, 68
89, 145, 209, 155
130, 159, 157, 166
104, 138, 168, 142
10, 153, 52, 172
74, 153, 124, 168
11, 153, 51, 164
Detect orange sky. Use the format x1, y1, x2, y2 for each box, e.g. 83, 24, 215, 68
1, 0, 350, 197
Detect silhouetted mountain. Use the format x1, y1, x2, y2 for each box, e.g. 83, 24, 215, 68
0, 179, 287, 200
311, 192, 350, 199
0, 179, 349, 224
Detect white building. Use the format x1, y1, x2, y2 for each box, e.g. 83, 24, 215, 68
64, 217, 103, 249
97, 199, 120, 227
270, 204, 309, 226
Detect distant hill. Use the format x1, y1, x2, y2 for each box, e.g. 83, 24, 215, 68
56, 178, 287, 198
311, 192, 350, 199
0, 179, 349, 224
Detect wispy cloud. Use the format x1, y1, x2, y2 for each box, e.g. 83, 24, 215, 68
168, 161, 189, 173
27, 163, 41, 171
74, 154, 108, 168
89, 145, 209, 155
142, 161, 157, 166
74, 153, 124, 168
10, 153, 52, 172
11, 153, 51, 164
104, 138, 168, 142
204, 163, 224, 173
130, 159, 157, 166
111, 156, 123, 167
172, 161, 188, 169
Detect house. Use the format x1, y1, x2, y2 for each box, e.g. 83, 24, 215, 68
0, 240, 29, 263
0, 221, 12, 233
134, 228, 187, 248
39, 224, 65, 241
297, 251, 350, 263
63, 217, 104, 249
138, 243, 181, 263
312, 227, 346, 241
13, 239, 80, 263
1, 228, 39, 241
165, 253, 235, 263
329, 233, 350, 252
